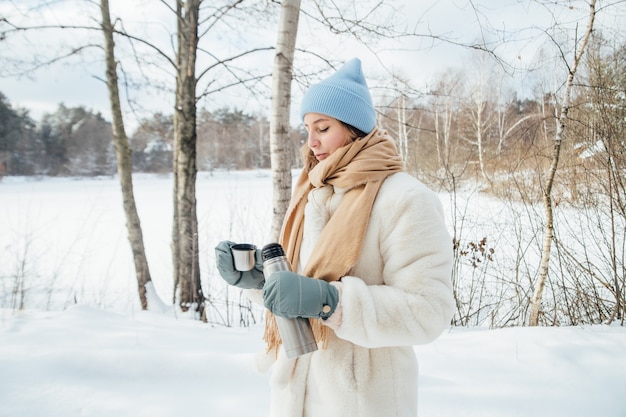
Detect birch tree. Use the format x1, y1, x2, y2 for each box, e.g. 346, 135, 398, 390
395, 93, 409, 163
270, 0, 301, 241
170, 0, 203, 314
529, 0, 597, 326
430, 70, 463, 172
100, 0, 153, 309
460, 52, 499, 182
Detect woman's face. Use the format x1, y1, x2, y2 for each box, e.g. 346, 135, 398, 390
304, 113, 352, 161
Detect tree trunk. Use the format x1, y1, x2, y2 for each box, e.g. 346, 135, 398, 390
100, 0, 152, 309
474, 101, 487, 181
270, 0, 301, 241
172, 0, 204, 315
397, 95, 408, 162
529, 0, 596, 326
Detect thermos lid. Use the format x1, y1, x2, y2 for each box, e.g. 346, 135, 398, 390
261, 243, 285, 261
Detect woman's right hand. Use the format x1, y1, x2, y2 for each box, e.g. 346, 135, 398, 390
215, 240, 265, 289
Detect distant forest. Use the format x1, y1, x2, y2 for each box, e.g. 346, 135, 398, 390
0, 95, 304, 176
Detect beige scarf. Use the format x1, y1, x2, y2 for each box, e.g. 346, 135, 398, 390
263, 128, 404, 353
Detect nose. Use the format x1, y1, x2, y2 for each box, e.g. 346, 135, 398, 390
307, 131, 319, 149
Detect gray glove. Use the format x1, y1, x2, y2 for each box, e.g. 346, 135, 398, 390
215, 240, 265, 289
263, 271, 339, 320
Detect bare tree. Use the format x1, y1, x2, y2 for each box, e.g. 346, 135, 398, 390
429, 70, 464, 182
100, 0, 153, 310
568, 36, 626, 324
458, 52, 501, 183
270, 0, 301, 240
529, 0, 597, 326
395, 93, 409, 163
171, 0, 204, 315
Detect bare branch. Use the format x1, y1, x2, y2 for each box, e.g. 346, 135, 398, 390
196, 46, 274, 81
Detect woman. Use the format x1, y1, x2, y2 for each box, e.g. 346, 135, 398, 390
216, 58, 454, 417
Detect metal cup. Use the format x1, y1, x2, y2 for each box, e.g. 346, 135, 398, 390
231, 243, 257, 271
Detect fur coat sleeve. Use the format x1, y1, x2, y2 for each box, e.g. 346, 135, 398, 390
307, 172, 455, 349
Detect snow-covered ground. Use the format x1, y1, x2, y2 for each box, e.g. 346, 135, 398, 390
1, 307, 625, 417
1, 171, 626, 416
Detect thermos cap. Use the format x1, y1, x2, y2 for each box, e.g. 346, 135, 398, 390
262, 243, 285, 261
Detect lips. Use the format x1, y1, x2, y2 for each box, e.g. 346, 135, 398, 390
315, 153, 328, 160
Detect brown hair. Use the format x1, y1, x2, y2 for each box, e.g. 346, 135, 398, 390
300, 122, 369, 172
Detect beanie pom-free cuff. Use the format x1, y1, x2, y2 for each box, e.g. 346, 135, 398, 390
300, 58, 376, 134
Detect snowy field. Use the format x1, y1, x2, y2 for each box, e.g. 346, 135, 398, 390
1, 171, 626, 417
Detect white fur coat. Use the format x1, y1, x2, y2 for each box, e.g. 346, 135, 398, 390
256, 172, 455, 417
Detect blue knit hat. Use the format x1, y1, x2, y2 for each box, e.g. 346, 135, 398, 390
300, 58, 376, 134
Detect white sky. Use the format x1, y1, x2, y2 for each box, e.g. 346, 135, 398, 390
0, 0, 623, 132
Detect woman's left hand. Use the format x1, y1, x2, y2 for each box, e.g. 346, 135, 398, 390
263, 271, 339, 320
